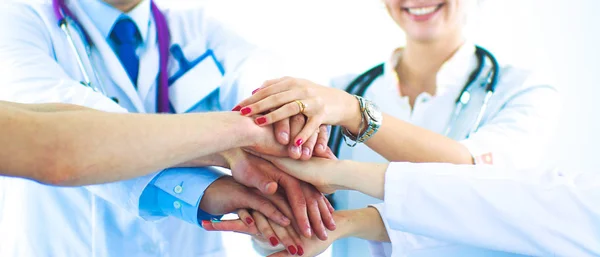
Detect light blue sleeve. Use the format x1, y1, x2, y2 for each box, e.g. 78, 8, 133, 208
139, 167, 226, 226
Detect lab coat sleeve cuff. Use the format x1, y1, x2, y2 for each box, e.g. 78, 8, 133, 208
460, 139, 494, 165
367, 203, 396, 257
383, 162, 414, 230
142, 167, 226, 226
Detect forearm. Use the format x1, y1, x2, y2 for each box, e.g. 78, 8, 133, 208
331, 160, 388, 200
0, 100, 89, 112
334, 208, 390, 242
343, 110, 473, 163
1, 108, 253, 185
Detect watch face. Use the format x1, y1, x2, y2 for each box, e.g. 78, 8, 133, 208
365, 101, 382, 122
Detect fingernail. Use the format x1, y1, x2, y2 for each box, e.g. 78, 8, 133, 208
291, 146, 301, 156
201, 220, 211, 228
279, 132, 290, 143
295, 138, 303, 146
245, 217, 254, 225
302, 147, 310, 157
317, 144, 325, 152
305, 227, 312, 238
252, 88, 261, 94
255, 117, 267, 125
231, 105, 241, 111
297, 246, 304, 256
269, 237, 279, 247
240, 107, 252, 115
288, 245, 297, 255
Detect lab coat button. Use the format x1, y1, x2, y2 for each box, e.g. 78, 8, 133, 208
174, 185, 183, 194
173, 201, 182, 209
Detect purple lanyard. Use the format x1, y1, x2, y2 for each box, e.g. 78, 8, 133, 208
53, 0, 172, 113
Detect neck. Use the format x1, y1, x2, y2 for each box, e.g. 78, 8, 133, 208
397, 34, 465, 92
105, 0, 142, 12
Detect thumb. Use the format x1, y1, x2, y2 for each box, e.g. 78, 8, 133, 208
233, 159, 278, 195
243, 170, 279, 195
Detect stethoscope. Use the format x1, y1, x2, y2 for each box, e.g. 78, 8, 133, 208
52, 0, 172, 113
328, 45, 500, 157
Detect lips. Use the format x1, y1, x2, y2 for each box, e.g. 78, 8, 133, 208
402, 3, 445, 21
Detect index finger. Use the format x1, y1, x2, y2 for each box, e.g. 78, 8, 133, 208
236, 79, 294, 109
244, 190, 291, 227
202, 219, 257, 235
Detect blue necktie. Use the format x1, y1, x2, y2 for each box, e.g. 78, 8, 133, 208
110, 18, 140, 86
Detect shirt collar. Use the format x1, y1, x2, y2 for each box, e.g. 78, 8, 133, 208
79, 0, 152, 42
383, 42, 478, 97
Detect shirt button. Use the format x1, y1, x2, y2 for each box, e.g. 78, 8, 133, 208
174, 185, 183, 194
173, 201, 182, 209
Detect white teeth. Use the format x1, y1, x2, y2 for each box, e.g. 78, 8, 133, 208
407, 6, 438, 16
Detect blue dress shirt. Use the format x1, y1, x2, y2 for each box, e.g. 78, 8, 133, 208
80, 0, 224, 225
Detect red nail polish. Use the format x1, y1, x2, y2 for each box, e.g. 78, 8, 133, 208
252, 88, 261, 94
201, 220, 211, 228
288, 245, 297, 255
240, 107, 251, 115
295, 138, 303, 146
231, 105, 241, 111
256, 117, 267, 125
297, 246, 304, 256
245, 217, 254, 225
269, 237, 279, 247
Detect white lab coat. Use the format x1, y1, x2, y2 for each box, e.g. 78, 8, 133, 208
330, 43, 561, 257
0, 0, 282, 256
374, 162, 600, 257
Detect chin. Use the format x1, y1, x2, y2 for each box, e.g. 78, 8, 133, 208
404, 28, 445, 43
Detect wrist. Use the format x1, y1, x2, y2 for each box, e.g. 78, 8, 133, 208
219, 148, 246, 169
329, 211, 355, 240
331, 208, 376, 240
175, 153, 229, 168
328, 160, 355, 191
222, 112, 258, 148
340, 94, 366, 135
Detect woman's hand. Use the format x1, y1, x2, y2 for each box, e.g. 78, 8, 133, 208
221, 149, 336, 239
234, 77, 362, 148
234, 109, 334, 161
206, 208, 389, 257
251, 153, 345, 195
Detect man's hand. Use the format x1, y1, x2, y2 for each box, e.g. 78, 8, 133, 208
199, 176, 290, 227
222, 149, 336, 240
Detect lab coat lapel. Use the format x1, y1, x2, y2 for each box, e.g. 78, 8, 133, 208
67, 0, 146, 113
137, 21, 159, 105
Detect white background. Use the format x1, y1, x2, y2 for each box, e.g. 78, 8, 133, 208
162, 0, 600, 256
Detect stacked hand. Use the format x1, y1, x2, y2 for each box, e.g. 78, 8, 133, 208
235, 77, 361, 149
193, 110, 337, 246
198, 85, 350, 255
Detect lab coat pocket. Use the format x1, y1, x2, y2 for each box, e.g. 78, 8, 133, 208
168, 44, 225, 113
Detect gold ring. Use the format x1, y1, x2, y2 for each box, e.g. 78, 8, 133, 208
294, 100, 306, 114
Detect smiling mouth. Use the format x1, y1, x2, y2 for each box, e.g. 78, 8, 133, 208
403, 3, 445, 16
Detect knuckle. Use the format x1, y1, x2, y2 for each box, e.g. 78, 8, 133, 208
300, 87, 311, 97
314, 97, 324, 107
